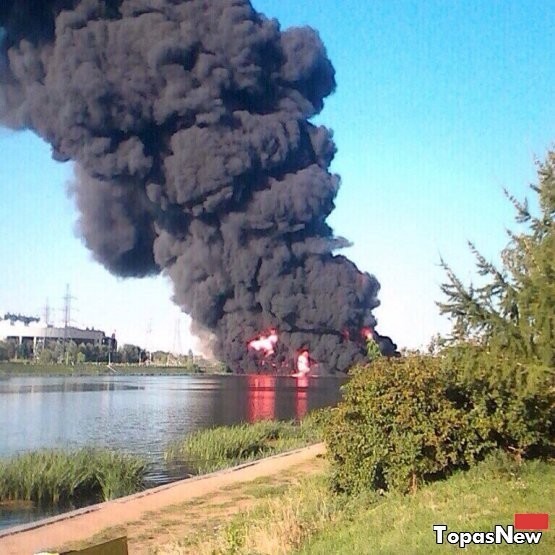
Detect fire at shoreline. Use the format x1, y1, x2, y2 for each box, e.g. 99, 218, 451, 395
248, 326, 394, 376
248, 329, 314, 376
293, 350, 312, 377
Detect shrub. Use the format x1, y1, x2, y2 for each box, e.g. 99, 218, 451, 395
443, 344, 554, 459
326, 350, 554, 496
0, 341, 11, 361
325, 356, 490, 495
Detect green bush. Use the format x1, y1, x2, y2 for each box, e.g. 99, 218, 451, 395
326, 152, 554, 497
366, 337, 382, 362
326, 356, 492, 495
326, 352, 554, 496
443, 345, 554, 459
0, 341, 10, 361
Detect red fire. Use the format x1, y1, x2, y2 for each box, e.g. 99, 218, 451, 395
248, 328, 278, 357
361, 327, 374, 341
292, 349, 312, 377
248, 328, 316, 376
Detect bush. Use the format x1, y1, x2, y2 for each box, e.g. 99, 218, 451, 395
326, 352, 554, 496
0, 341, 10, 361
443, 344, 554, 459
38, 348, 54, 364
326, 356, 491, 495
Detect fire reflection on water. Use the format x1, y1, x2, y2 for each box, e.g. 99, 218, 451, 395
246, 374, 309, 422
295, 376, 309, 419
246, 374, 276, 421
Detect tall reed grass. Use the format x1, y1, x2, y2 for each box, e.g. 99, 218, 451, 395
165, 411, 326, 474
0, 448, 146, 505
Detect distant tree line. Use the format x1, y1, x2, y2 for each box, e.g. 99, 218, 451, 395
0, 339, 220, 373
0, 339, 141, 364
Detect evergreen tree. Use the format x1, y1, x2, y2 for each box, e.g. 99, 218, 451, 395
366, 336, 383, 362
438, 150, 555, 367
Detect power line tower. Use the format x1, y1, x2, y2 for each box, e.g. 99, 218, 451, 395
173, 318, 182, 354
145, 318, 153, 365
167, 318, 182, 366
36, 298, 51, 359
43, 299, 51, 326
61, 284, 76, 361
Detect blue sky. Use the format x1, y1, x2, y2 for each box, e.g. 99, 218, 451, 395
0, 0, 553, 354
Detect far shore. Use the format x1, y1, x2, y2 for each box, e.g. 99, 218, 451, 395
0, 362, 227, 377
0, 363, 348, 378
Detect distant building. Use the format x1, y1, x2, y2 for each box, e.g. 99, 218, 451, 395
0, 317, 115, 353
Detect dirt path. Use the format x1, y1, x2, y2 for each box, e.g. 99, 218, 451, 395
0, 444, 326, 555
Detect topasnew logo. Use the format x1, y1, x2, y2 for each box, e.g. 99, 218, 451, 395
433, 513, 549, 548
433, 525, 542, 548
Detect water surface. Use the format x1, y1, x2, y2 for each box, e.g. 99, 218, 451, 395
0, 374, 345, 530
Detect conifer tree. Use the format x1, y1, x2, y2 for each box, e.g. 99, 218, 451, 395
438, 150, 554, 368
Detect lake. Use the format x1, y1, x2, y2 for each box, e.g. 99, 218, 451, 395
0, 373, 346, 530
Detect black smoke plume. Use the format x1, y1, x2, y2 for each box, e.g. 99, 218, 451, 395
0, 0, 397, 373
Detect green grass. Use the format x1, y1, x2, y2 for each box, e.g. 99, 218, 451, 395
165, 411, 325, 475
299, 454, 554, 555
0, 362, 98, 376
0, 362, 224, 376
243, 480, 290, 499
167, 453, 553, 555
0, 448, 146, 505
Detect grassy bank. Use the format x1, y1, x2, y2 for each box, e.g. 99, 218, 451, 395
165, 413, 325, 474
167, 453, 553, 554
0, 449, 146, 506
0, 362, 224, 376
300, 454, 554, 555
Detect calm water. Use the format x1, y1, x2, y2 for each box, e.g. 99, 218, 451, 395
0, 374, 345, 530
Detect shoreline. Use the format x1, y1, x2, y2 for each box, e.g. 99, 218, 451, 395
0, 369, 347, 378
0, 364, 224, 377
0, 443, 325, 555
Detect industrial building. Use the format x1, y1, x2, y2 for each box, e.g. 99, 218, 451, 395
0, 317, 114, 353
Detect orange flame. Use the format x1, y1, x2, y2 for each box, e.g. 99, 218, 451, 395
248, 329, 278, 357
292, 349, 312, 377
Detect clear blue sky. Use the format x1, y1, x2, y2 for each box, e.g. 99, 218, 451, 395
0, 0, 553, 353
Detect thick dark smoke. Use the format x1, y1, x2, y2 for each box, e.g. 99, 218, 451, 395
0, 0, 397, 373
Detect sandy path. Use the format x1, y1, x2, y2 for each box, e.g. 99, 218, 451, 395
0, 444, 325, 555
